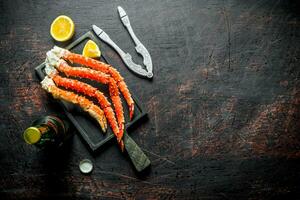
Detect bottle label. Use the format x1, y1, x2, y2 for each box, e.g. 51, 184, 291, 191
37, 126, 50, 135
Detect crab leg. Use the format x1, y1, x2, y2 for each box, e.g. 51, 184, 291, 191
48, 46, 135, 120
46, 58, 125, 142
50, 73, 122, 142
41, 76, 107, 132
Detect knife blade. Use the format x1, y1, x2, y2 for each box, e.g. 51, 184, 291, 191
92, 25, 152, 78
117, 6, 153, 78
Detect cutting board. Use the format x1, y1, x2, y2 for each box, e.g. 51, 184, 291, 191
35, 31, 150, 172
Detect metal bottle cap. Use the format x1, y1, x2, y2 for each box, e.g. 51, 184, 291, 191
79, 159, 93, 174
23, 127, 41, 144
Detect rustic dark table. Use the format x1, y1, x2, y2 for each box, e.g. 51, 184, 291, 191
1, 0, 300, 199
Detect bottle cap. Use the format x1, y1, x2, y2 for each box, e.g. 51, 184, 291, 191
23, 127, 41, 144
79, 159, 93, 174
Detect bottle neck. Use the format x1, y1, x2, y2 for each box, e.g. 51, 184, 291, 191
23, 115, 72, 148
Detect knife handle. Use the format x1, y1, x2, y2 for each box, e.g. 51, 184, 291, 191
123, 132, 151, 172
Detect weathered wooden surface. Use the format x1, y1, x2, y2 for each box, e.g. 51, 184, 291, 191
1, 0, 300, 199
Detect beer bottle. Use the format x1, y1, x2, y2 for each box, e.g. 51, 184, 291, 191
23, 115, 73, 148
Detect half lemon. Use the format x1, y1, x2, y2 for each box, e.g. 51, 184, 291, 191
50, 15, 75, 42
82, 40, 101, 58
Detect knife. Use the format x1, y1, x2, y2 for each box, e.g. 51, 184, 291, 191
117, 6, 153, 78
92, 25, 153, 78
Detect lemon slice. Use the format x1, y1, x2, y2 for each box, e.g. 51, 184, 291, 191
50, 15, 75, 42
82, 40, 101, 58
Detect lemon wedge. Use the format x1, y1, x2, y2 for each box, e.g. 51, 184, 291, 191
82, 40, 101, 58
50, 15, 75, 42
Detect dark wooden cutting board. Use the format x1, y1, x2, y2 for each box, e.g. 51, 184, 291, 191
35, 31, 150, 172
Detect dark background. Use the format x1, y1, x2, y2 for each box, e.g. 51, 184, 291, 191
0, 0, 300, 199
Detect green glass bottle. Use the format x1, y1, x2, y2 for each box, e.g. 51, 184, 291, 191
23, 115, 73, 148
